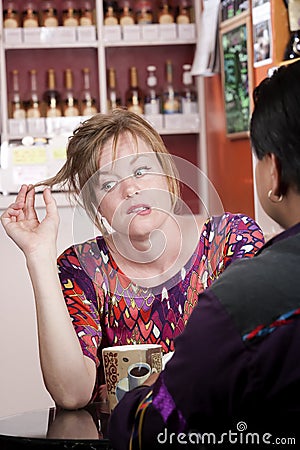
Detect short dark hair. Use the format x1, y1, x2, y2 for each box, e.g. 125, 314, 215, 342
250, 60, 300, 194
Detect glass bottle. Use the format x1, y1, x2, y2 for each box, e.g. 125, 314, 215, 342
104, 1, 119, 25
181, 64, 198, 114
79, 0, 94, 26
40, 1, 59, 27
284, 0, 300, 60
62, 69, 80, 117
144, 65, 161, 116
107, 67, 121, 112
26, 69, 42, 118
119, 0, 135, 25
43, 69, 62, 118
162, 60, 180, 114
176, 0, 191, 24
158, 1, 174, 24
22, 2, 39, 28
135, 0, 153, 24
227, 0, 234, 20
80, 67, 98, 116
62, 0, 80, 26
234, 0, 242, 16
126, 66, 144, 115
9, 69, 26, 119
3, 1, 20, 28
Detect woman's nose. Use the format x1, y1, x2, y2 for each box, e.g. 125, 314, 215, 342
121, 177, 139, 199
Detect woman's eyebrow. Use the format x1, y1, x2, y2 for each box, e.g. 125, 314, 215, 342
98, 153, 154, 176
129, 153, 153, 165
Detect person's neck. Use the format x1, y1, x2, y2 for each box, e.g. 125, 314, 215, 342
109, 214, 181, 266
106, 214, 200, 287
275, 190, 300, 230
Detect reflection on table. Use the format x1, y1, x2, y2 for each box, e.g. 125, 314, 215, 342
0, 402, 112, 449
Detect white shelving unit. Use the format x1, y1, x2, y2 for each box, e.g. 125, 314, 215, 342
0, 0, 208, 205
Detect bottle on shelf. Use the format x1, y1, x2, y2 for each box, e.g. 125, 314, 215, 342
40, 1, 59, 27
22, 2, 39, 28
144, 65, 161, 116
162, 60, 180, 114
226, 0, 234, 20
9, 69, 26, 120
104, 1, 119, 25
135, 0, 153, 24
126, 66, 144, 115
26, 69, 42, 118
119, 0, 135, 25
43, 69, 62, 118
176, 0, 192, 24
79, 0, 94, 26
234, 0, 242, 16
62, 0, 80, 26
62, 69, 80, 117
158, 1, 174, 24
284, 0, 300, 60
80, 67, 98, 116
107, 67, 121, 112
181, 64, 198, 114
3, 1, 20, 28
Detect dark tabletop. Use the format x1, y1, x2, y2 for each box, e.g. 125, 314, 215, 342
0, 402, 113, 449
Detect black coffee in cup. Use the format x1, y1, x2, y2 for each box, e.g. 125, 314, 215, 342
130, 366, 149, 377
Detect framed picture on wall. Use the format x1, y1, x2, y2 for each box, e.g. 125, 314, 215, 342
220, 15, 253, 139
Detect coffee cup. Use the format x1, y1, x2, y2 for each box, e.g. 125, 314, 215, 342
102, 343, 162, 411
128, 362, 152, 390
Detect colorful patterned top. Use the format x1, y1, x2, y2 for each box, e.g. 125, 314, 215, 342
57, 212, 264, 399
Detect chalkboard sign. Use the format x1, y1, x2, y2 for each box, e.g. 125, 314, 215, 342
220, 16, 253, 139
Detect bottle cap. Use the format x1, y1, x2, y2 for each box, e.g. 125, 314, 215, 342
183, 63, 193, 85
147, 66, 157, 87
23, 1, 38, 10
41, 1, 57, 9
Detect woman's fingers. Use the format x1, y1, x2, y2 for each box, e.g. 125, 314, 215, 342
25, 185, 38, 220
1, 207, 19, 227
43, 188, 57, 213
15, 184, 28, 206
43, 188, 59, 226
1, 184, 29, 224
0, 188, 27, 226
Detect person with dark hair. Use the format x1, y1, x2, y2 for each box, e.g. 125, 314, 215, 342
108, 61, 300, 449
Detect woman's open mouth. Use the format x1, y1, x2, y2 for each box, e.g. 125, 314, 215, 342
127, 204, 152, 216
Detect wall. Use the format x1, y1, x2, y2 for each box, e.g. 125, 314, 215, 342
204, 74, 254, 218
0, 195, 94, 417
204, 0, 289, 233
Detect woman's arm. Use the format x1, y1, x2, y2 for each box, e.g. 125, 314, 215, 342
1, 185, 96, 409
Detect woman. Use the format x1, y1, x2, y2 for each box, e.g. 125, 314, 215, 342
109, 62, 300, 449
1, 109, 264, 409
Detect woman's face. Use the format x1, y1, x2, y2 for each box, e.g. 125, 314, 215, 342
96, 133, 173, 239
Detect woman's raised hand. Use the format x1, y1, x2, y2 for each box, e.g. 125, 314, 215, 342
1, 184, 60, 257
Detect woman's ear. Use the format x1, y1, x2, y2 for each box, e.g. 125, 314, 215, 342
269, 153, 281, 197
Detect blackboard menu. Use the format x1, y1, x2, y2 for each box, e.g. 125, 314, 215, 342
221, 21, 251, 137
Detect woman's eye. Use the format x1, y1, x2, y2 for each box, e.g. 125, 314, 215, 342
101, 180, 117, 192
134, 166, 151, 177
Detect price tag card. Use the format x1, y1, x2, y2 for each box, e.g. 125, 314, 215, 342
52, 147, 67, 160
12, 146, 47, 165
